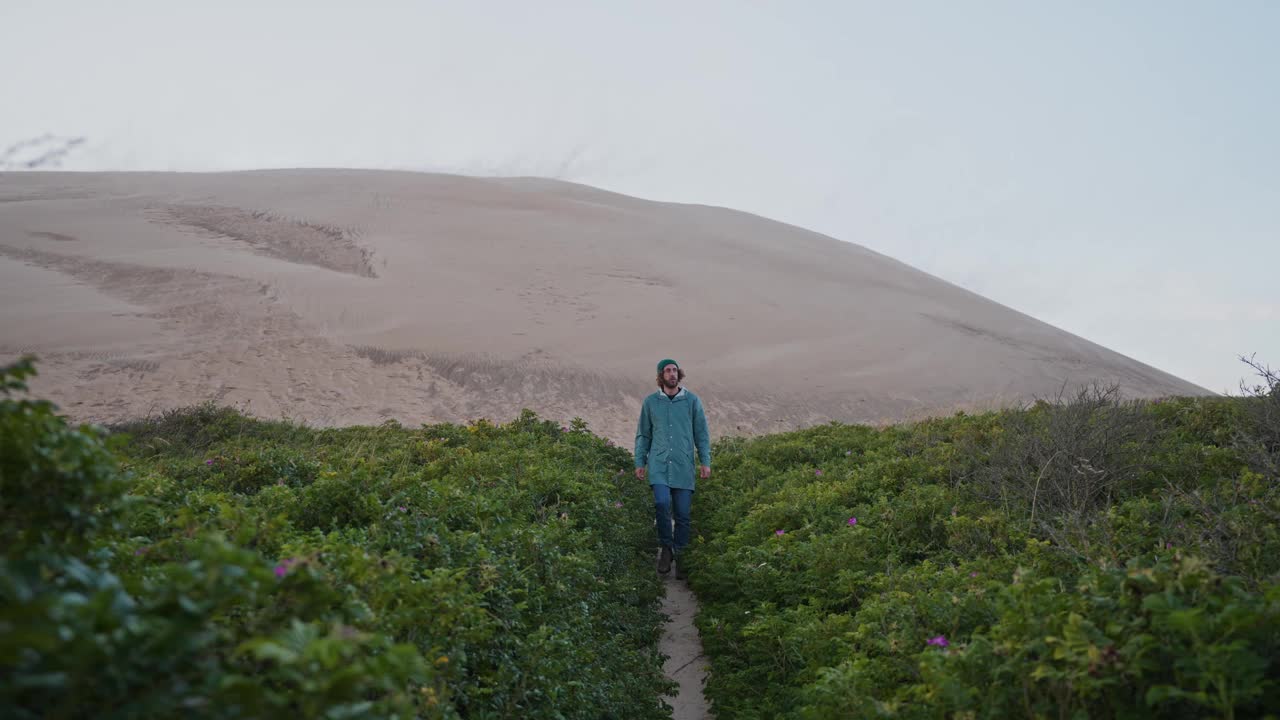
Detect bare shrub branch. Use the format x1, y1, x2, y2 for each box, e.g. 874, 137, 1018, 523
1236, 354, 1280, 477
976, 382, 1160, 531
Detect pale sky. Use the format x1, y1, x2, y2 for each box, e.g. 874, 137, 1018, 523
3, 1, 1276, 393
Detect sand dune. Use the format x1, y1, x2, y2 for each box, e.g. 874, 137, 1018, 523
0, 169, 1209, 444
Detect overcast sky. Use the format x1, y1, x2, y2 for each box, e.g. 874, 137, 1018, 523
3, 1, 1276, 393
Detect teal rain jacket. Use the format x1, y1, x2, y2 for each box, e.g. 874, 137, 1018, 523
634, 387, 711, 491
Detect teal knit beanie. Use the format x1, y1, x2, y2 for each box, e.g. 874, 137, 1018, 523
657, 359, 679, 374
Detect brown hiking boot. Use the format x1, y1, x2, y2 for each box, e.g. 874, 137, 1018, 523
657, 546, 673, 575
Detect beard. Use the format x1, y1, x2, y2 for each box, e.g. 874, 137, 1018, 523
663, 376, 679, 390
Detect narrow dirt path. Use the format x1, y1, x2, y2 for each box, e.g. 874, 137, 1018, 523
659, 573, 711, 719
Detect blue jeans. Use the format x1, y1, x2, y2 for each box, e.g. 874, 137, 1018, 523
652, 484, 693, 552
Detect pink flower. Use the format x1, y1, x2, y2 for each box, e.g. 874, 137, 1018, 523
815, 469, 824, 477
398, 506, 408, 512
204, 459, 214, 466
845, 451, 852, 456
775, 529, 785, 536
614, 501, 623, 508
274, 557, 297, 578
847, 517, 857, 526
969, 571, 978, 578
927, 635, 949, 647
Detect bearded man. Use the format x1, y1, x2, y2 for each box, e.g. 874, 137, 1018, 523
634, 359, 711, 579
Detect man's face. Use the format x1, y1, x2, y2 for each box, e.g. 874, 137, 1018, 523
662, 365, 680, 388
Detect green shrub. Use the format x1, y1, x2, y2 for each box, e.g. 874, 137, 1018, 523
0, 359, 430, 719
692, 389, 1279, 719
0, 357, 125, 554
915, 554, 1280, 719
3, 361, 671, 719
201, 445, 323, 494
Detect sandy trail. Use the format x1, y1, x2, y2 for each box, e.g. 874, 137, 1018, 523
660, 574, 711, 720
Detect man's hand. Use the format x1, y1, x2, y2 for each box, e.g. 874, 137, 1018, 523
635, 467, 646, 481
699, 465, 711, 480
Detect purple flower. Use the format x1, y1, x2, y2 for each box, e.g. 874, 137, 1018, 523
847, 517, 858, 526
398, 505, 408, 513
775, 529, 785, 536
614, 501, 624, 508
274, 557, 297, 578
134, 547, 149, 556
845, 451, 852, 456
969, 571, 978, 578
204, 459, 214, 466
927, 635, 949, 647
815, 469, 823, 477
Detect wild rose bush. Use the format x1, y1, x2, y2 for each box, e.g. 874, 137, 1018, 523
689, 393, 1280, 719
1, 359, 671, 719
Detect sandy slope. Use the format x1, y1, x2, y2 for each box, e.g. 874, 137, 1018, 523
0, 169, 1208, 445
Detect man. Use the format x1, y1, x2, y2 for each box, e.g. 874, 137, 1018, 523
635, 358, 711, 579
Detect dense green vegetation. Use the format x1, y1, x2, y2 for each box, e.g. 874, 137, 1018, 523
0, 358, 672, 719
5, 350, 1279, 719
689, 380, 1280, 719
